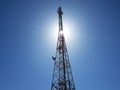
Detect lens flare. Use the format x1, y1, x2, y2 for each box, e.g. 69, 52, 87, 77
60, 30, 63, 35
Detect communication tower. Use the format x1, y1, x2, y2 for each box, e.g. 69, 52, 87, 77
51, 7, 76, 90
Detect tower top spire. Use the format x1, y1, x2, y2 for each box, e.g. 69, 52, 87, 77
57, 7, 63, 15
57, 7, 63, 32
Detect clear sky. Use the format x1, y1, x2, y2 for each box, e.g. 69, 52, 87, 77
0, 0, 120, 90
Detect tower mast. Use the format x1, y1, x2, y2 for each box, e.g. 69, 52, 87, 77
51, 7, 76, 90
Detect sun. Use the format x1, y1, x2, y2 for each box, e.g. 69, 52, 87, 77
45, 15, 79, 52
50, 21, 71, 42
62, 23, 70, 40
51, 19, 75, 42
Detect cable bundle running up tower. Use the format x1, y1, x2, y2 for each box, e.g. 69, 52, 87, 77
51, 7, 76, 90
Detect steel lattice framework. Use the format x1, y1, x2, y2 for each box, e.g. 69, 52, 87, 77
51, 7, 76, 90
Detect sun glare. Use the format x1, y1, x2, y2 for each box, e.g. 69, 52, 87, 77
46, 16, 79, 52
62, 24, 70, 40
60, 30, 63, 35
53, 20, 75, 41
50, 21, 71, 42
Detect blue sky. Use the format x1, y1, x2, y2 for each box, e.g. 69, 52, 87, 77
0, 0, 120, 90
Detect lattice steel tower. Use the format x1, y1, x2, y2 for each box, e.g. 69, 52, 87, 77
51, 7, 76, 90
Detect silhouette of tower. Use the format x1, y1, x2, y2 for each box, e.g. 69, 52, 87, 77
51, 7, 76, 90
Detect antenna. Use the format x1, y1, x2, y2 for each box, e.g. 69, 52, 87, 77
51, 6, 76, 90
